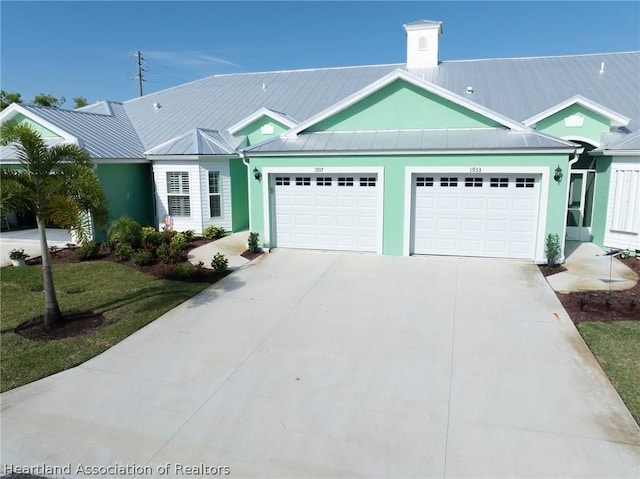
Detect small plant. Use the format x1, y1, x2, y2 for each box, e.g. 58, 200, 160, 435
75, 242, 101, 261
172, 262, 197, 279
108, 216, 142, 249
210, 253, 229, 273
8, 248, 28, 260
115, 244, 134, 261
203, 225, 226, 240
247, 232, 260, 253
545, 233, 561, 267
49, 245, 62, 257
132, 250, 154, 266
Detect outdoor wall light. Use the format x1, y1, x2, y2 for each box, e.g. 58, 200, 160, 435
554, 165, 563, 182
253, 167, 262, 181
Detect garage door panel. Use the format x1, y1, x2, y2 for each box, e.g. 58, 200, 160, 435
487, 198, 509, 211
486, 220, 509, 233
463, 198, 484, 209
274, 173, 379, 252
413, 174, 539, 259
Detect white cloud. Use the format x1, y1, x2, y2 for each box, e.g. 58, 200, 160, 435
145, 50, 240, 68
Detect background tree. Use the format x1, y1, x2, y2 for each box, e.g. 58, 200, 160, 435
0, 121, 108, 328
73, 97, 88, 109
1, 91, 22, 110
33, 93, 66, 108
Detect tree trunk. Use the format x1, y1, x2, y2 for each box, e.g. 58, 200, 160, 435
37, 217, 62, 328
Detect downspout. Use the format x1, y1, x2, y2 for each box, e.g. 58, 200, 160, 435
560, 147, 583, 262
241, 150, 252, 231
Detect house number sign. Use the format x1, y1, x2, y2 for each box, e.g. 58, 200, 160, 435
470, 167, 482, 173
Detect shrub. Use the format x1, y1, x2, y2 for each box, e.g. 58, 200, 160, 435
108, 217, 142, 249
210, 253, 229, 273
203, 225, 226, 240
248, 232, 260, 253
172, 262, 197, 279
157, 243, 183, 264
141, 227, 164, 251
182, 229, 196, 242
545, 233, 561, 267
132, 250, 154, 266
75, 242, 101, 261
170, 232, 188, 251
115, 244, 134, 261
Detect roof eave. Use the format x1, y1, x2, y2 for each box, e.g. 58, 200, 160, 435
246, 147, 578, 157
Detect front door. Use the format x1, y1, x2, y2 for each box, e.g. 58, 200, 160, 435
566, 170, 596, 241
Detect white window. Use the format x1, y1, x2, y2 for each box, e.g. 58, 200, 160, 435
209, 171, 221, 218
167, 172, 190, 216
611, 169, 639, 233
418, 37, 427, 51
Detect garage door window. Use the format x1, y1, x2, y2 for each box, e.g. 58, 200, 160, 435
516, 178, 535, 188
296, 177, 311, 186
316, 177, 332, 186
360, 177, 376, 187
416, 177, 434, 187
441, 177, 458, 187
338, 177, 354, 186
275, 177, 290, 186
490, 177, 509, 188
465, 177, 483, 187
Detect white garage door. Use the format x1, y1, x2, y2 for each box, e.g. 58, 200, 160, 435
272, 174, 379, 252
412, 174, 540, 258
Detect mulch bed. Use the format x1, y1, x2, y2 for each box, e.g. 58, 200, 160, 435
540, 256, 640, 324
15, 311, 105, 341
16, 240, 262, 341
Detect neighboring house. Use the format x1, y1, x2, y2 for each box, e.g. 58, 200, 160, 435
1, 20, 638, 262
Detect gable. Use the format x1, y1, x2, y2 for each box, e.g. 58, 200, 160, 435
13, 113, 61, 139
234, 116, 291, 146
308, 79, 501, 132
533, 104, 611, 146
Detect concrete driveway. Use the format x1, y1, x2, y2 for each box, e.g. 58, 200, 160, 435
1, 250, 639, 478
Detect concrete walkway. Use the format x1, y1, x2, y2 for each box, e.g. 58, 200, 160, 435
548, 242, 639, 293
0, 228, 74, 266
187, 230, 250, 271
1, 250, 638, 478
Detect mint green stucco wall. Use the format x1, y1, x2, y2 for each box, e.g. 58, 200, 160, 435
229, 157, 249, 231
13, 113, 60, 138
590, 157, 612, 246
95, 163, 154, 240
247, 153, 569, 258
535, 105, 610, 145
235, 116, 290, 146
310, 80, 501, 131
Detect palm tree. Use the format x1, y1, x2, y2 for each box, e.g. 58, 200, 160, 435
0, 120, 108, 328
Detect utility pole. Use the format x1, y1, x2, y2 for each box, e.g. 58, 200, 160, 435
129, 51, 146, 97
137, 51, 144, 97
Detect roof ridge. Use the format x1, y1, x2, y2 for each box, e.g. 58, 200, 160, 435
443, 51, 640, 63
123, 63, 404, 104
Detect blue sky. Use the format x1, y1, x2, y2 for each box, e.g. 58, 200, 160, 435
2, 1, 639, 107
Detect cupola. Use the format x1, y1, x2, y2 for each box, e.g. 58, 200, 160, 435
404, 20, 443, 70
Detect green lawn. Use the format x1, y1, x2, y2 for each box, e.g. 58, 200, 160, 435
1, 261, 209, 392
577, 321, 640, 424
